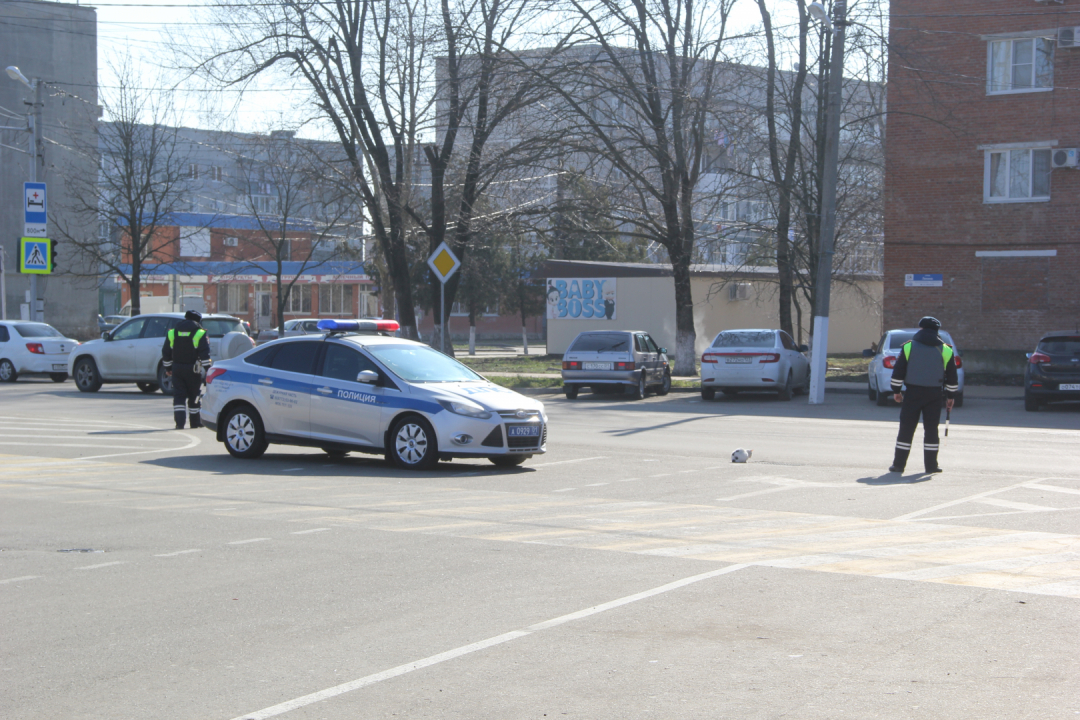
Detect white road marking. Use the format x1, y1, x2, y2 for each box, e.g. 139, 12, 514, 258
0, 442, 151, 450
916, 506, 1080, 522
584, 482, 609, 487
892, 478, 1049, 521
1027, 483, 1080, 496
618, 478, 640, 482
154, 549, 201, 557
975, 498, 1057, 512
77, 561, 126, 570
0, 575, 40, 584
228, 563, 749, 720
553, 488, 577, 493
228, 538, 270, 545
80, 432, 202, 461
529, 456, 608, 467
290, 528, 329, 535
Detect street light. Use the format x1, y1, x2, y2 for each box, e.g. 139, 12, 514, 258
5, 64, 45, 322
807, 0, 846, 405
5, 65, 33, 88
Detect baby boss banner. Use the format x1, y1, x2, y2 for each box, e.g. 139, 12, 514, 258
546, 277, 616, 320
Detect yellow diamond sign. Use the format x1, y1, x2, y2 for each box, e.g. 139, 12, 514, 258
426, 241, 461, 283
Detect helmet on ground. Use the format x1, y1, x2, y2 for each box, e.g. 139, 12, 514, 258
184, 310, 203, 322
918, 316, 941, 330
731, 448, 752, 463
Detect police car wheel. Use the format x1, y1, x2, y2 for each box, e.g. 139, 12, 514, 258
74, 358, 101, 392
0, 359, 17, 382
224, 406, 268, 459
490, 455, 528, 467
388, 416, 439, 470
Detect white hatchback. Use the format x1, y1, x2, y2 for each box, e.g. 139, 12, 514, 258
700, 328, 810, 401
0, 321, 80, 383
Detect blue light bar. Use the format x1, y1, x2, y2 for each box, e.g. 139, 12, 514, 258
317, 319, 359, 332
317, 319, 401, 334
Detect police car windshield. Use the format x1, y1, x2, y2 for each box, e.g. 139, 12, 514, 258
201, 318, 242, 337
366, 344, 483, 383
711, 331, 775, 348
14, 323, 63, 338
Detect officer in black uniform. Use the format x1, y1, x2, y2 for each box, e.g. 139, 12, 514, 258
162, 310, 212, 429
888, 316, 959, 474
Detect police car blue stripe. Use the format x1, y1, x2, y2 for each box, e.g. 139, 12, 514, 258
221, 368, 444, 415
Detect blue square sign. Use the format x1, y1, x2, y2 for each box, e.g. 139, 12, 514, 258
20, 238, 51, 274
24, 181, 47, 237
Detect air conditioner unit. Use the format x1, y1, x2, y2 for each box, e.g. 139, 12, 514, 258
1057, 26, 1080, 48
728, 282, 751, 301
1051, 148, 1079, 168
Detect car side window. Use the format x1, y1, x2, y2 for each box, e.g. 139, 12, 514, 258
0, 326, 8, 343
644, 335, 660, 353
320, 344, 381, 383
268, 341, 319, 374
634, 335, 645, 352
142, 317, 172, 338
111, 318, 146, 341
244, 345, 277, 367
779, 332, 797, 351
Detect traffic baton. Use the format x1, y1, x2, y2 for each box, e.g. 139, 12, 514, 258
942, 407, 950, 449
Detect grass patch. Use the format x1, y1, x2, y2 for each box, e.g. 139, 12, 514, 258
484, 375, 562, 389
458, 354, 563, 374
824, 353, 869, 382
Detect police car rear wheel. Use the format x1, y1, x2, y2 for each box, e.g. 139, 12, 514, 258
224, 406, 267, 459
74, 358, 101, 392
389, 416, 438, 470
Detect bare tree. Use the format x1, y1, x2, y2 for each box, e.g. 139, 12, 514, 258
228, 134, 355, 333
53, 61, 195, 317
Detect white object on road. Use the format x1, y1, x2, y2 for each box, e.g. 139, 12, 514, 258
731, 448, 753, 463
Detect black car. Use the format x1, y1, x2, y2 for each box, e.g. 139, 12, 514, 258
1024, 332, 1080, 411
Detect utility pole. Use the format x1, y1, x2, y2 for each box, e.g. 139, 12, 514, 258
29, 77, 43, 322
807, 1, 847, 405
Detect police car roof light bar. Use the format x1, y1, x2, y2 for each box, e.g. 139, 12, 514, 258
316, 319, 401, 335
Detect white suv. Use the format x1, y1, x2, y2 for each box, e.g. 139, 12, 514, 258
69, 313, 253, 394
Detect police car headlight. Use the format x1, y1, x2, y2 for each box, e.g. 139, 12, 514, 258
438, 399, 492, 419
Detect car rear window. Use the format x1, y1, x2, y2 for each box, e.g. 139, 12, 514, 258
888, 332, 916, 349
202, 318, 242, 337
1038, 336, 1080, 355
13, 323, 64, 338
569, 333, 630, 352
711, 331, 775, 348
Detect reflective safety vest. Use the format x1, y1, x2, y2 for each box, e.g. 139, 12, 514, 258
902, 341, 953, 368
167, 327, 206, 348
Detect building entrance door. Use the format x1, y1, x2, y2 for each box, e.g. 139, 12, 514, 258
256, 291, 273, 331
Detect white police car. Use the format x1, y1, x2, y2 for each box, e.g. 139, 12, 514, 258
200, 320, 547, 469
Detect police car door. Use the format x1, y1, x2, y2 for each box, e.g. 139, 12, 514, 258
252, 340, 318, 438
309, 343, 385, 447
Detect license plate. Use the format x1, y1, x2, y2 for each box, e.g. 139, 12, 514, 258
1061, 383, 1080, 391
726, 356, 752, 364
582, 362, 612, 370
507, 425, 540, 437
52, 364, 66, 371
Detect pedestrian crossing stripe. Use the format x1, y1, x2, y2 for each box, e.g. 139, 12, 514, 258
19, 237, 51, 274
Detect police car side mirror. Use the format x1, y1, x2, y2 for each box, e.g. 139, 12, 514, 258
862, 348, 874, 358
356, 370, 379, 384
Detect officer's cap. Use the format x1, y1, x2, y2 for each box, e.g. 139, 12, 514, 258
184, 310, 203, 322
918, 316, 941, 330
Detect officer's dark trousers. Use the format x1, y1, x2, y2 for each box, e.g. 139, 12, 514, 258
893, 384, 941, 471
172, 367, 203, 429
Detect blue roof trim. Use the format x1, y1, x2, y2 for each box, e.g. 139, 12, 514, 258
119, 260, 369, 277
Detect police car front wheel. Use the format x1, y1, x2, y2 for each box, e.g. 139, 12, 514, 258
223, 405, 268, 459
388, 416, 439, 471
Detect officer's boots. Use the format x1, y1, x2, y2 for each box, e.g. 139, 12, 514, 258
924, 450, 943, 474
189, 410, 202, 429
889, 448, 910, 473
174, 406, 187, 430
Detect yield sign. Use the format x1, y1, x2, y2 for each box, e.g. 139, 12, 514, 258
426, 241, 460, 283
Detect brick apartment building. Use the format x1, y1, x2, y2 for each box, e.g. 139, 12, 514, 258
886, 0, 1080, 350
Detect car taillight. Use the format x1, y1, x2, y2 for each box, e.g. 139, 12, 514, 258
883, 355, 897, 369
26, 343, 44, 354
205, 368, 227, 385
615, 361, 635, 371
758, 353, 780, 363
562, 361, 580, 370
1029, 352, 1051, 364
702, 353, 719, 363
953, 356, 962, 369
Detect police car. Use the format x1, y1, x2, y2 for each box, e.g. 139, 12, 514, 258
200, 319, 548, 469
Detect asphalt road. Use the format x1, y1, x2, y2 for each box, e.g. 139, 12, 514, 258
1, 379, 1078, 719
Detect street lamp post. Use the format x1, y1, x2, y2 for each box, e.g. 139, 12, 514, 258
807, 1, 847, 405
5, 65, 44, 322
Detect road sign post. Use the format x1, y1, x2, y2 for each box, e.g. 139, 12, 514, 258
426, 242, 461, 354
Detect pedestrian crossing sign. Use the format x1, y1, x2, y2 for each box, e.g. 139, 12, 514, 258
20, 237, 52, 274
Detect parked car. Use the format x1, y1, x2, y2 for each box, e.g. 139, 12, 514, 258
1024, 331, 1080, 411
68, 313, 253, 394
202, 319, 546, 469
256, 318, 323, 344
561, 330, 671, 400
0, 321, 80, 383
700, 329, 810, 401
865, 328, 965, 407
97, 315, 126, 334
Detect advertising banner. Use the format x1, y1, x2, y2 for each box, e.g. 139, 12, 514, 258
546, 278, 616, 320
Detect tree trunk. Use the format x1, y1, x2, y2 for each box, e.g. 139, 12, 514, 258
469, 325, 476, 355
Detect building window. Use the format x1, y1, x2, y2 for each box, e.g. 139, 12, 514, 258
988, 37, 1053, 93
249, 195, 276, 214
208, 166, 225, 182
359, 291, 378, 317
188, 164, 199, 179
217, 284, 249, 314
985, 148, 1051, 202
285, 285, 312, 314
319, 284, 354, 315
450, 301, 499, 317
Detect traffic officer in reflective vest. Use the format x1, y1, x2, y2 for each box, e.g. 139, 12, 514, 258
162, 310, 212, 429
889, 316, 959, 474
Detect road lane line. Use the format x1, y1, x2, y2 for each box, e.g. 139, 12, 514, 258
80, 433, 202, 461
290, 528, 329, 535
154, 549, 201, 557
77, 561, 126, 570
529, 456, 607, 467
228, 563, 749, 720
0, 575, 41, 584
892, 478, 1047, 521
1026, 483, 1080, 496
553, 488, 576, 492
228, 538, 271, 545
